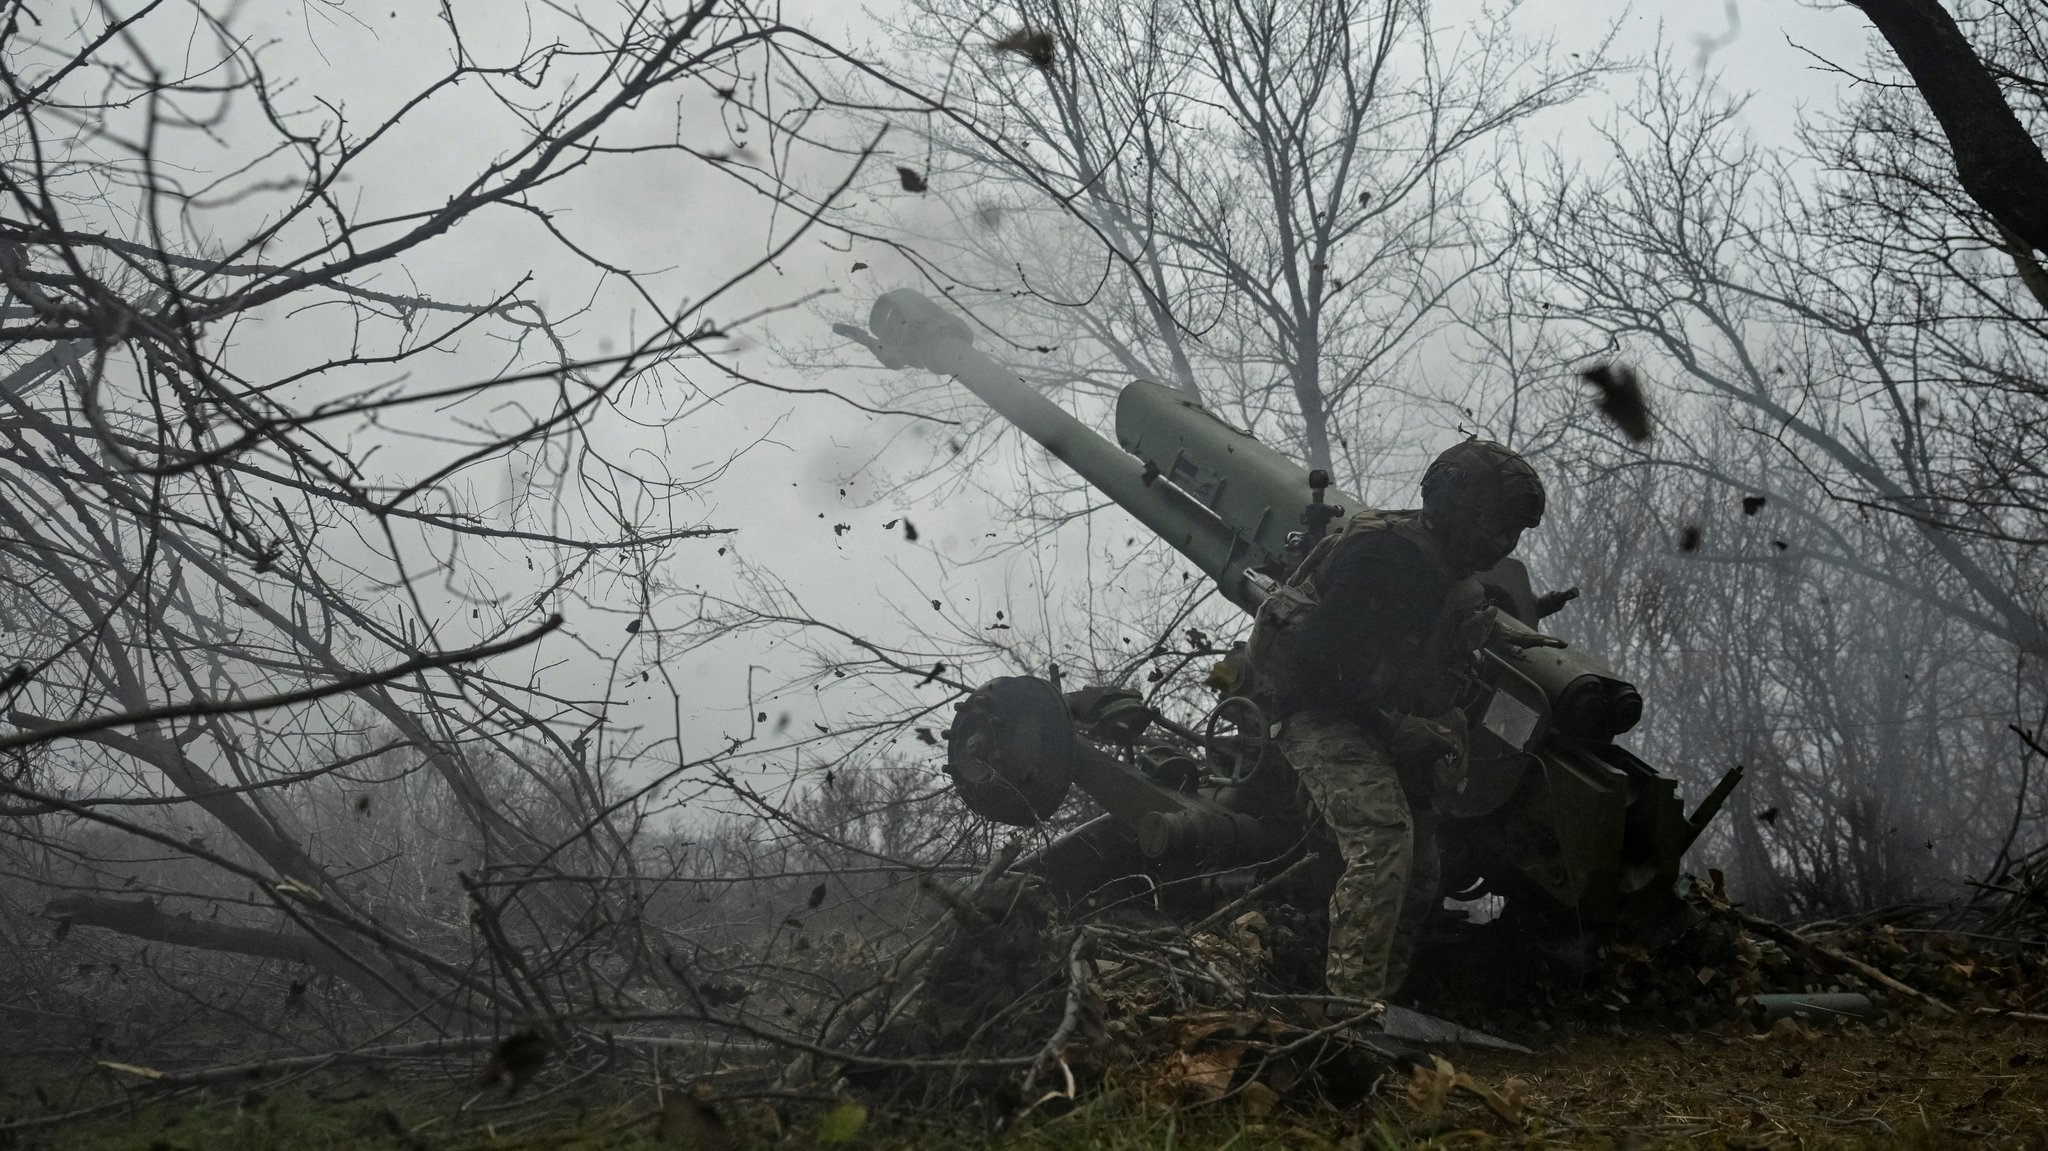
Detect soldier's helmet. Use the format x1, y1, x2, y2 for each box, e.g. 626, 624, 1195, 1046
1419, 439, 1545, 530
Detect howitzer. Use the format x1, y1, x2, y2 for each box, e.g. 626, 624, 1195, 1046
843, 289, 1741, 931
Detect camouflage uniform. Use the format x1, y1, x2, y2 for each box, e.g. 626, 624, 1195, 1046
1248, 441, 1545, 1001
1277, 707, 1442, 999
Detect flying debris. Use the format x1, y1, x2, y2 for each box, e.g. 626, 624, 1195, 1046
697, 979, 750, 1007
807, 883, 828, 909
896, 166, 928, 193
1743, 496, 1767, 516
1679, 525, 1703, 552
478, 1030, 550, 1096
1579, 362, 1653, 442
992, 26, 1056, 69
902, 518, 919, 541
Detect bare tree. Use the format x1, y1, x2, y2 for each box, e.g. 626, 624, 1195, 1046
0, 0, 906, 1052
1510, 60, 2048, 658
1839, 0, 2048, 258
1499, 43, 2047, 907
1525, 425, 2031, 914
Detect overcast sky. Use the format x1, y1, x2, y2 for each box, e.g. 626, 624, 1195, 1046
85, 0, 1887, 802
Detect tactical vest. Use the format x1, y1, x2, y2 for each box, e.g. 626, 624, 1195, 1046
1243, 508, 1486, 718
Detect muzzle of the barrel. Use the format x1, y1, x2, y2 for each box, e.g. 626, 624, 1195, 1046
869, 289, 974, 370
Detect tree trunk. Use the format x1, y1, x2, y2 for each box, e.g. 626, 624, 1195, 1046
43, 895, 403, 1002
1847, 0, 2048, 256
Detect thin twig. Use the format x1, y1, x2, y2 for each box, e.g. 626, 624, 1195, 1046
1023, 931, 1094, 1091
0, 616, 562, 753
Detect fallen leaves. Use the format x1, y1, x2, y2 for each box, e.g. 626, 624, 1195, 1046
1405, 1055, 1532, 1127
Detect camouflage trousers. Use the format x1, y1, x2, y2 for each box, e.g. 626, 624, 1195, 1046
1278, 708, 1443, 1002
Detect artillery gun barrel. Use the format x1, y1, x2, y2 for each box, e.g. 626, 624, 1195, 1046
867, 290, 1270, 609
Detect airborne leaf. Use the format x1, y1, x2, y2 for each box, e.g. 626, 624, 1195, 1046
1579, 362, 1653, 442
992, 26, 1056, 70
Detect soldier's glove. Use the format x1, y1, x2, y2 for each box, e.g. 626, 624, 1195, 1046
1431, 579, 1498, 656
1389, 711, 1468, 777
1486, 614, 1568, 658
1390, 711, 1470, 810
1448, 601, 1500, 653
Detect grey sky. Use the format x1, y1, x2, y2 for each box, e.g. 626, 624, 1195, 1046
49, 0, 1887, 805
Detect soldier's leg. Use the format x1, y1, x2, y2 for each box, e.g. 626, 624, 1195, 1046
1385, 802, 1442, 996
1278, 709, 1414, 1002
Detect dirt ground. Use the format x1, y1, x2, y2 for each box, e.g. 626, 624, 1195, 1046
5, 1014, 2046, 1150
1432, 1014, 2048, 1148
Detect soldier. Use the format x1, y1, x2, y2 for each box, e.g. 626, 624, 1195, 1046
1249, 439, 1561, 1002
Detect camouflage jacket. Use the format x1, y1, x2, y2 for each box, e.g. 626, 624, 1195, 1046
1244, 508, 1489, 724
